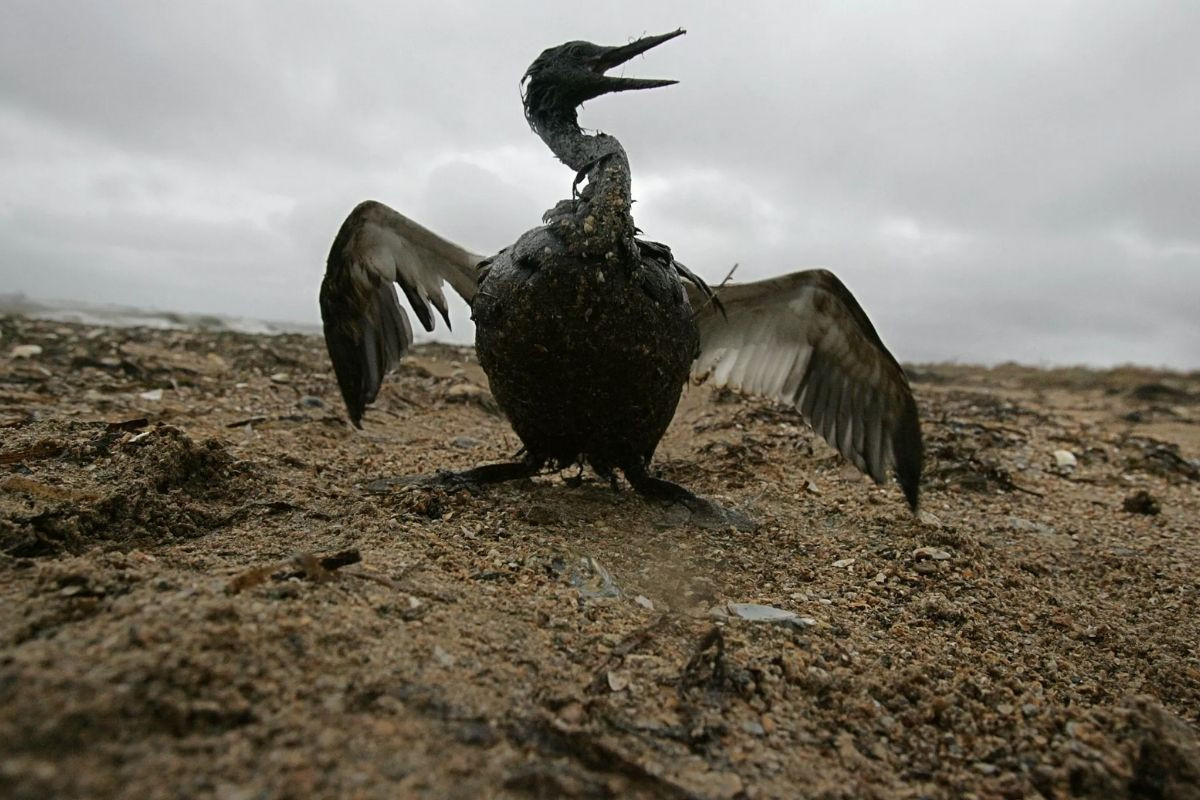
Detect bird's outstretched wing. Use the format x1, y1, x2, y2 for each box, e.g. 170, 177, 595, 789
688, 269, 922, 509
320, 200, 483, 427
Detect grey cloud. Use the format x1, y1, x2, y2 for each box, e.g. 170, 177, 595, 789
1, 0, 1197, 367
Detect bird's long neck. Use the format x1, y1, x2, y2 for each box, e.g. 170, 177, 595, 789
529, 108, 636, 247
532, 111, 628, 175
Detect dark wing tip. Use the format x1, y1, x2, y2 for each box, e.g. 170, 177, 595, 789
320, 311, 370, 427
322, 329, 366, 425
319, 271, 410, 428
892, 393, 923, 511
398, 282, 435, 331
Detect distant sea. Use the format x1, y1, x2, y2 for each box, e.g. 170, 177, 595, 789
0, 293, 321, 337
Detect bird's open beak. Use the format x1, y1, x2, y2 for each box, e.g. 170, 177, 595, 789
592, 29, 685, 92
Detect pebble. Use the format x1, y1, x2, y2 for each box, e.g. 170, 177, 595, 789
741, 720, 766, 736
1007, 516, 1056, 535
912, 546, 951, 561
447, 383, 488, 402
805, 665, 833, 690
557, 702, 584, 725
432, 645, 455, 667
1053, 449, 1077, 470
712, 602, 817, 629
679, 770, 743, 799
297, 395, 325, 409
10, 344, 43, 359
449, 435, 482, 449
917, 510, 943, 528
269, 372, 291, 383
832, 558, 856, 568
138, 389, 163, 402
633, 594, 654, 610
606, 670, 629, 692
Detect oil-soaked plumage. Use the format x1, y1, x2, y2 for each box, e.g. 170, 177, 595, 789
320, 30, 923, 517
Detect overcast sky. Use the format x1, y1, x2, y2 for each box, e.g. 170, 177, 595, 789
1, 1, 1197, 367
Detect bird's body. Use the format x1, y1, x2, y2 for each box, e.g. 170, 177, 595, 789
320, 30, 923, 517
472, 42, 712, 487
474, 226, 698, 483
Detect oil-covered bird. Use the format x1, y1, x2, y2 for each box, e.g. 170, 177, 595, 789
319, 30, 922, 521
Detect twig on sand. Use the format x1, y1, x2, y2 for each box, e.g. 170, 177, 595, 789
226, 548, 364, 593
586, 614, 677, 696
0, 440, 65, 465
338, 568, 403, 590
689, 262, 739, 321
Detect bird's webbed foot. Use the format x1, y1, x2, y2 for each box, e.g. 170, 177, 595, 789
621, 465, 758, 531
671, 492, 759, 532
368, 456, 545, 495
561, 462, 588, 488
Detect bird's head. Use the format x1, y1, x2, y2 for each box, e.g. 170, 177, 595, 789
522, 29, 685, 123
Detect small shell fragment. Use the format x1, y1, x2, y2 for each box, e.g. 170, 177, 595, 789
712, 602, 817, 629
1053, 450, 1077, 470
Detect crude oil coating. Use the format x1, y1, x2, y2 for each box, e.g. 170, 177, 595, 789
473, 240, 697, 480
470, 31, 706, 484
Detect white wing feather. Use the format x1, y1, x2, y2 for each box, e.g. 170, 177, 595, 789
689, 269, 922, 508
